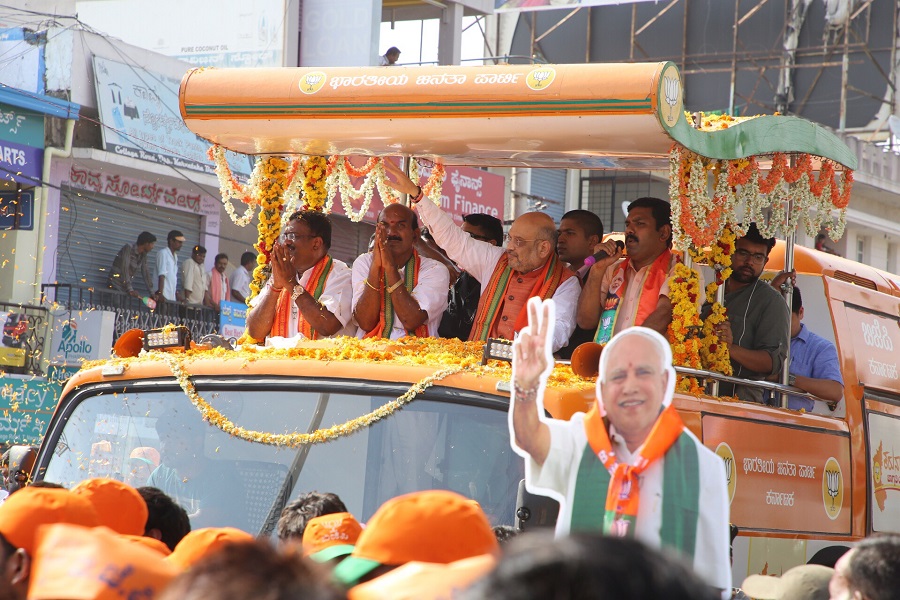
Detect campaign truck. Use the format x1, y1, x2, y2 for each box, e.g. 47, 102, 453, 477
18, 62, 894, 585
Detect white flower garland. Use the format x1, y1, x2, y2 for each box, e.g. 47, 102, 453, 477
334, 157, 377, 223
210, 145, 258, 227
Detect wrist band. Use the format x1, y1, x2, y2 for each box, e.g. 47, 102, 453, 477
364, 278, 379, 291
387, 279, 403, 294
514, 383, 539, 403
411, 186, 423, 203
269, 283, 285, 293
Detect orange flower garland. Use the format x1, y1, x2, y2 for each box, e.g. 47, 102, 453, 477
667, 263, 704, 394
670, 145, 853, 251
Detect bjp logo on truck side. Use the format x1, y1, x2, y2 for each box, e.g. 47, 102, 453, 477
715, 442, 736, 504
526, 67, 556, 91
299, 71, 327, 95
823, 457, 843, 520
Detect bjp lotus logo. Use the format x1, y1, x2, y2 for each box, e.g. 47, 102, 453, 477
716, 442, 736, 504
526, 67, 556, 91
823, 457, 844, 520
299, 71, 326, 95
658, 64, 683, 127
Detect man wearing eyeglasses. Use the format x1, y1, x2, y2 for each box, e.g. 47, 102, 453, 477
246, 211, 354, 341
383, 162, 578, 352
704, 223, 789, 403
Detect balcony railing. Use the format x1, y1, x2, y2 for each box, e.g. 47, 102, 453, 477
0, 302, 49, 377
41, 284, 219, 344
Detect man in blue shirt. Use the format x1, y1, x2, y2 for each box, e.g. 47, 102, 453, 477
782, 285, 844, 411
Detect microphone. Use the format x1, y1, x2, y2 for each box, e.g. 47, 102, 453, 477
582, 240, 625, 268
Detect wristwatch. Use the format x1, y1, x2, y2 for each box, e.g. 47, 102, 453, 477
788, 374, 797, 387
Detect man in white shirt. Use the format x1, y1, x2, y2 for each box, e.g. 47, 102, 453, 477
230, 252, 255, 304
379, 47, 400, 66
182, 245, 209, 306
156, 230, 184, 302
383, 162, 579, 353
351, 204, 449, 339
247, 211, 354, 341
510, 298, 731, 592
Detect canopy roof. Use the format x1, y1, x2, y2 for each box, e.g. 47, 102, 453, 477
179, 62, 857, 171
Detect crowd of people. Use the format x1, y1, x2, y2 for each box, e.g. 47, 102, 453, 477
235, 164, 841, 409
107, 229, 256, 311
0, 461, 897, 599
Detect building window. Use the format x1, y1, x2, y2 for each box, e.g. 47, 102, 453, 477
856, 237, 866, 263
579, 173, 656, 234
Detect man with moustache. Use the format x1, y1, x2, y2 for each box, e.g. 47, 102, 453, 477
509, 298, 731, 591
247, 211, 354, 341
705, 223, 789, 403
352, 203, 449, 339
385, 162, 578, 353
576, 197, 677, 343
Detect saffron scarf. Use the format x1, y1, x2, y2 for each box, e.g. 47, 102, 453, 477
468, 253, 573, 342
582, 403, 685, 538
594, 250, 675, 344
209, 270, 230, 304
271, 255, 334, 339
364, 251, 429, 339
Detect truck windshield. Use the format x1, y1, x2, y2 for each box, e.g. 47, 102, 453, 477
42, 383, 522, 534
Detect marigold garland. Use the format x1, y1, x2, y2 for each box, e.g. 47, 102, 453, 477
248, 157, 291, 302
666, 263, 704, 393
669, 145, 853, 251
410, 159, 446, 206
159, 350, 464, 447
82, 336, 597, 447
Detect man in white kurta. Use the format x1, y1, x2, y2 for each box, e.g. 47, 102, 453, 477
351, 203, 448, 339
246, 211, 355, 341
509, 298, 731, 591
415, 197, 579, 353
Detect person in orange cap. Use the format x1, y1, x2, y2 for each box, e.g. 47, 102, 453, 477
348, 554, 496, 600
0, 487, 100, 600
120, 534, 172, 557
71, 478, 149, 536
301, 512, 362, 566
126, 446, 160, 487
165, 527, 254, 570
28, 523, 178, 600
332, 490, 499, 588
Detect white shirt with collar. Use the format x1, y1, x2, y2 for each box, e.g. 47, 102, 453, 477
156, 248, 179, 301
350, 252, 449, 339
250, 258, 355, 339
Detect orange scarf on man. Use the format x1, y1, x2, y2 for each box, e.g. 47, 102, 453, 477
270, 255, 334, 340
364, 251, 429, 339
582, 403, 685, 537
469, 253, 574, 342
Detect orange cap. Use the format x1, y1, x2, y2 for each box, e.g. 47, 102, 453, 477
332, 490, 499, 586
301, 512, 363, 562
129, 447, 160, 468
71, 478, 149, 536
165, 527, 255, 570
348, 554, 497, 600
120, 534, 172, 556
0, 487, 99, 555
29, 524, 178, 600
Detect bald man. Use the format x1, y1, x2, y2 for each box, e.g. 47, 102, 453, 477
510, 298, 731, 591
385, 162, 578, 352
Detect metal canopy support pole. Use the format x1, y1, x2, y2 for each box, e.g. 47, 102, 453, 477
779, 163, 796, 409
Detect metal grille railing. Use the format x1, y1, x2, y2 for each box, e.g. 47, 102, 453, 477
41, 284, 219, 343
0, 302, 49, 376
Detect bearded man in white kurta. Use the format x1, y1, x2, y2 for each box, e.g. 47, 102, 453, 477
510, 298, 731, 591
